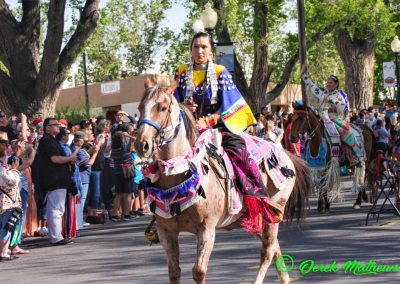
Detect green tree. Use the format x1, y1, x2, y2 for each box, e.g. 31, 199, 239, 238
306, 0, 398, 109
164, 0, 339, 111
0, 0, 100, 116
77, 0, 173, 84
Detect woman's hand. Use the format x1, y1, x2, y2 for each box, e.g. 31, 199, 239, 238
184, 101, 198, 113
197, 117, 208, 129
184, 97, 198, 113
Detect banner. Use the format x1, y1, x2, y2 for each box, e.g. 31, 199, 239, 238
383, 62, 396, 88
101, 81, 120, 95
216, 44, 234, 72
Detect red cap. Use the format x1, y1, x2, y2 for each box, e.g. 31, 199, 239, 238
32, 118, 43, 126
58, 119, 68, 127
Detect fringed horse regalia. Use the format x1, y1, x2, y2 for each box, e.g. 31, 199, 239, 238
290, 75, 375, 211
135, 75, 313, 284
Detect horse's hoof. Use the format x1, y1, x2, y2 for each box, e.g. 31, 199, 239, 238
353, 204, 361, 209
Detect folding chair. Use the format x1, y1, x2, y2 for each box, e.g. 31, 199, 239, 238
365, 151, 400, 226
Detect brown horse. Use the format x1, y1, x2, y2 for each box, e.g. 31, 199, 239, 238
289, 104, 375, 211
134, 81, 313, 284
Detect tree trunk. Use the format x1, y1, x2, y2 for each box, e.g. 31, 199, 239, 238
248, 0, 271, 112
334, 29, 376, 110
0, 0, 100, 116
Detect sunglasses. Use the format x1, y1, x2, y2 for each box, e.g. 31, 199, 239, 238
0, 139, 9, 145
0, 114, 6, 118
47, 123, 60, 127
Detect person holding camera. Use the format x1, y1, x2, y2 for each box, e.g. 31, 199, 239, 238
71, 131, 99, 229
0, 132, 21, 261
56, 128, 80, 239
265, 119, 284, 149
111, 110, 137, 135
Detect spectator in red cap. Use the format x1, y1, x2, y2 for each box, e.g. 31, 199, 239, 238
58, 119, 68, 128
32, 118, 43, 127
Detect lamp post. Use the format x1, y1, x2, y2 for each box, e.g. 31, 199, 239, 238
200, 3, 218, 37
391, 36, 400, 107
297, 0, 308, 106
82, 52, 90, 117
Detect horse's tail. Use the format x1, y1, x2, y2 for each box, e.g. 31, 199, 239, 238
284, 152, 313, 223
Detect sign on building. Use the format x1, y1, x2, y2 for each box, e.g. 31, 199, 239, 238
101, 81, 120, 95
216, 44, 234, 72
383, 62, 396, 88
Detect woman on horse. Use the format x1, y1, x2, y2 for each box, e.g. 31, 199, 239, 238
301, 73, 350, 121
173, 32, 255, 133
173, 31, 258, 182
173, 31, 289, 226
301, 72, 364, 161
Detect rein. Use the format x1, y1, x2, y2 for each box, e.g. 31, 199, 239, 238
293, 109, 320, 141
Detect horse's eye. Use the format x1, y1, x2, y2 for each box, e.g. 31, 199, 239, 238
160, 106, 167, 112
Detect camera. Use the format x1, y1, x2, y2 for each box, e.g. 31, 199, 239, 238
82, 142, 91, 151
5, 207, 23, 232
7, 155, 23, 166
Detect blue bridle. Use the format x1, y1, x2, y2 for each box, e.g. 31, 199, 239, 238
138, 109, 189, 148
138, 118, 162, 132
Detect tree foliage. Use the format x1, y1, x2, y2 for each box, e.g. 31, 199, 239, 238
305, 0, 399, 108
78, 0, 174, 84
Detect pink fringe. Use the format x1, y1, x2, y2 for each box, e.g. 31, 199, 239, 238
241, 195, 276, 234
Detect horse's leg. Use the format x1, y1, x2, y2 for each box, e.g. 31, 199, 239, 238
274, 239, 291, 284
255, 223, 286, 284
317, 190, 324, 213
324, 191, 330, 211
192, 228, 216, 284
158, 227, 181, 284
353, 191, 362, 209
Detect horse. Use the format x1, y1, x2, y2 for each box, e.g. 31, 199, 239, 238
134, 80, 313, 284
289, 104, 375, 212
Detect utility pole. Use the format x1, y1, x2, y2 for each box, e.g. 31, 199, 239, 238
297, 0, 308, 106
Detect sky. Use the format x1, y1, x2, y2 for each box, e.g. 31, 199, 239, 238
6, 0, 187, 33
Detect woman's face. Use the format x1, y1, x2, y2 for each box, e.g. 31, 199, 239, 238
75, 138, 84, 147
326, 78, 338, 92
191, 36, 212, 65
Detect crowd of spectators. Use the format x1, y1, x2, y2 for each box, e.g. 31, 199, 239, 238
250, 104, 400, 161
0, 109, 147, 261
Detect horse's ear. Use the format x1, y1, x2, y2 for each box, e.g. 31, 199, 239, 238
144, 78, 153, 89
167, 81, 178, 96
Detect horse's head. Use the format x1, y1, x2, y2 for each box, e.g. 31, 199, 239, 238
289, 104, 315, 143
135, 78, 179, 158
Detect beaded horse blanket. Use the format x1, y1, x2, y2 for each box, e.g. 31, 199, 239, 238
326, 118, 366, 161
143, 129, 292, 219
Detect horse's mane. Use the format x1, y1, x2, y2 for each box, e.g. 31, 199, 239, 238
293, 105, 323, 125
178, 103, 198, 146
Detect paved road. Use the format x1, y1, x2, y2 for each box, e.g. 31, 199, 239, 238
2, 179, 400, 283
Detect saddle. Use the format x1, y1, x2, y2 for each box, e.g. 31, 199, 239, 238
322, 118, 366, 167
146, 129, 293, 220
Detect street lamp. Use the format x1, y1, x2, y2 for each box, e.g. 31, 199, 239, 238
82, 52, 90, 117
200, 3, 218, 36
391, 35, 400, 106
